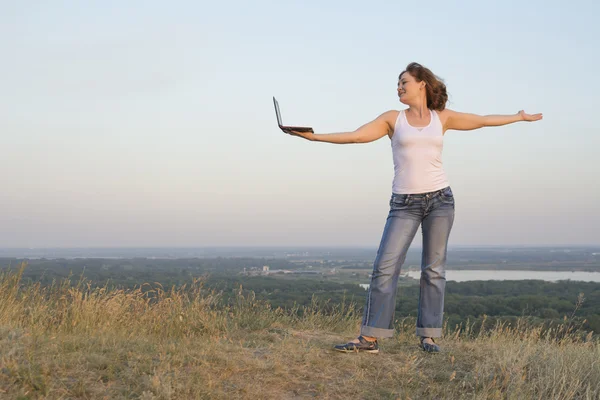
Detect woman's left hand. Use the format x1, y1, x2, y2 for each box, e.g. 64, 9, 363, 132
518, 110, 543, 122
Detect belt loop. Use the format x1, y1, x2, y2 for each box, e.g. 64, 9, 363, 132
405, 194, 411, 205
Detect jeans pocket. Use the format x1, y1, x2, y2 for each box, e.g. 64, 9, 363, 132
440, 187, 454, 204
390, 194, 410, 209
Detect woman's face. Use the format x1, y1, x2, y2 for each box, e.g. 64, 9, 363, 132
397, 72, 424, 105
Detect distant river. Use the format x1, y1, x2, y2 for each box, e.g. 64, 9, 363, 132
359, 270, 600, 289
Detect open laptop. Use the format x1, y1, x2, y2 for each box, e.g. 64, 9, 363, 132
273, 97, 314, 133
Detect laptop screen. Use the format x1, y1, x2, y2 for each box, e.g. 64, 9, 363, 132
273, 97, 282, 126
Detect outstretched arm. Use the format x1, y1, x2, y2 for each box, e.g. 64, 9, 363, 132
443, 109, 543, 132
284, 110, 396, 144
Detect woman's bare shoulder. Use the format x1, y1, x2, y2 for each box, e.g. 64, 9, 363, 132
383, 110, 403, 138
436, 108, 454, 125
382, 109, 402, 123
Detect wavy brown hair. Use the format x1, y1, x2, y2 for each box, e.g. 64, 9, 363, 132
399, 62, 448, 111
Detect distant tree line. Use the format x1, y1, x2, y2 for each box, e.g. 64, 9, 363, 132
2, 257, 599, 333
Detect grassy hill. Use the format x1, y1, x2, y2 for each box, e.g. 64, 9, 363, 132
1, 263, 599, 399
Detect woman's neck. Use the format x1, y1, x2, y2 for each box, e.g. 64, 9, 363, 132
405, 94, 429, 117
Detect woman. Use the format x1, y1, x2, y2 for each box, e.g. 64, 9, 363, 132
282, 62, 542, 353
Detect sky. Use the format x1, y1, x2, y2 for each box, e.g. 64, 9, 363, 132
1, 0, 599, 248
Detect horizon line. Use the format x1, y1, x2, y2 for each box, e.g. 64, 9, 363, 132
1, 244, 599, 250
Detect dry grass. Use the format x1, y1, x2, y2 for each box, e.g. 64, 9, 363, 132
1, 262, 599, 399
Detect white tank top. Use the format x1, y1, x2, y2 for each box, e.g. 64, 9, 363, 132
391, 109, 449, 194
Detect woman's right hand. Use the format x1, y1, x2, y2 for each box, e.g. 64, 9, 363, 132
283, 129, 315, 141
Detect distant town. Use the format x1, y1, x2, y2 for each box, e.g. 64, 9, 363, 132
241, 264, 329, 276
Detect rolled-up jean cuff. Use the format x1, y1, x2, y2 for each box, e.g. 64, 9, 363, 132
416, 327, 442, 338
361, 325, 394, 339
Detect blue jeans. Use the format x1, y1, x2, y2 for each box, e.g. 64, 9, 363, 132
361, 186, 455, 339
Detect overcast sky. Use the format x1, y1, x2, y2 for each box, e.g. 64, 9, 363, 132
1, 0, 599, 248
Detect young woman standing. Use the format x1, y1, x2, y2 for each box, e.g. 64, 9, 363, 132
283, 62, 542, 353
